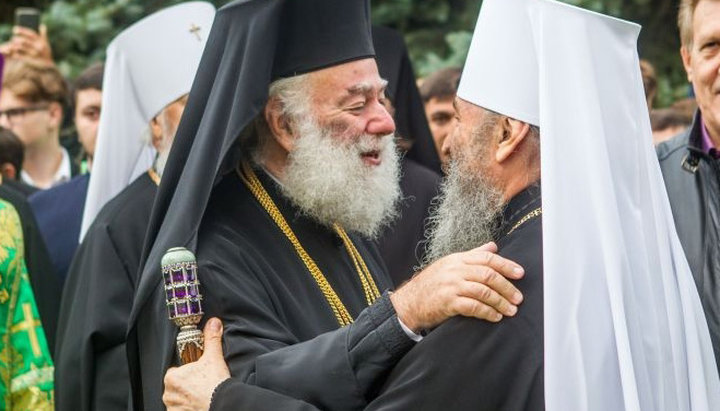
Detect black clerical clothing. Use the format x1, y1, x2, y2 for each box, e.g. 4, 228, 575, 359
377, 159, 440, 286
0, 183, 60, 350
54, 172, 157, 411
140, 168, 414, 411
366, 184, 544, 411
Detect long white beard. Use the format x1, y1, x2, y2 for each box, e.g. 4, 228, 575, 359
423, 150, 504, 266
280, 117, 401, 239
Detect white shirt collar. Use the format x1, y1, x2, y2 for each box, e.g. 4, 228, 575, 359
21, 147, 72, 189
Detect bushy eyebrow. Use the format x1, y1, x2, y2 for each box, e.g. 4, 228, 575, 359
338, 79, 389, 106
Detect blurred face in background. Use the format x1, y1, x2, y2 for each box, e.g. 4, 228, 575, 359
424, 96, 456, 166
0, 89, 61, 148
681, 0, 720, 140
74, 88, 102, 159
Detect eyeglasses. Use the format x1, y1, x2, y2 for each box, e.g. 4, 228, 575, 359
0, 104, 49, 125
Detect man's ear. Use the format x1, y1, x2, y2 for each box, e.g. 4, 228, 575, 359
495, 117, 530, 164
47, 102, 64, 128
680, 46, 693, 83
0, 163, 16, 180
264, 97, 296, 153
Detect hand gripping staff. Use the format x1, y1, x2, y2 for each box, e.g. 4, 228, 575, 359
162, 247, 204, 363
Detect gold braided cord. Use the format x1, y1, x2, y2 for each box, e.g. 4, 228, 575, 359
506, 207, 542, 236
238, 162, 379, 327
334, 224, 381, 305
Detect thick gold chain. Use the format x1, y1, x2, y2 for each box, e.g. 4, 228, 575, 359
237, 162, 381, 327
505, 207, 542, 236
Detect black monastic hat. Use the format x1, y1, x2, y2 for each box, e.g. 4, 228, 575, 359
127, 1, 377, 408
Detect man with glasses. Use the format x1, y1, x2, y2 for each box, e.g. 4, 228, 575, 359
0, 59, 75, 189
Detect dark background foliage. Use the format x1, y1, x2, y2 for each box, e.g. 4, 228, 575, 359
0, 0, 689, 107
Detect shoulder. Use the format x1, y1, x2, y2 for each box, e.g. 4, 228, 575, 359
29, 174, 89, 204
656, 128, 691, 162
0, 200, 22, 250
94, 174, 156, 225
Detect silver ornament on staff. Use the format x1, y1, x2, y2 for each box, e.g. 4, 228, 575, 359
162, 247, 204, 364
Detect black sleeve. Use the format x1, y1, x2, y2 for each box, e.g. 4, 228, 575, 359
210, 378, 320, 411
202, 252, 414, 411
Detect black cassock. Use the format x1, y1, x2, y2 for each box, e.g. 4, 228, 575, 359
54, 173, 156, 411
134, 168, 415, 411
366, 184, 544, 411
0, 184, 60, 350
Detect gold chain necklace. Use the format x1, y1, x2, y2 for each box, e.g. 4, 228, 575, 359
237, 162, 381, 327
147, 168, 161, 186
505, 207, 542, 236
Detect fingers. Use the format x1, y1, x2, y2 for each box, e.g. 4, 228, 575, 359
477, 241, 498, 253
463, 248, 525, 280
201, 317, 224, 360
465, 265, 523, 305
458, 281, 517, 317
13, 26, 40, 39
452, 296, 504, 323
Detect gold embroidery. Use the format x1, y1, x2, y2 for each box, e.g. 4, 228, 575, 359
237, 162, 381, 327
10, 365, 53, 392
11, 385, 53, 411
506, 207, 542, 236
11, 304, 43, 357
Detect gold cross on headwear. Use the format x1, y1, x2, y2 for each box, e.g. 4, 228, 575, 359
11, 303, 42, 357
189, 23, 202, 41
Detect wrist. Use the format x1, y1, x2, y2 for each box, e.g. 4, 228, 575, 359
390, 289, 420, 333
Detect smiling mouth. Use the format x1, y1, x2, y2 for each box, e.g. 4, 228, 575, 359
361, 150, 381, 166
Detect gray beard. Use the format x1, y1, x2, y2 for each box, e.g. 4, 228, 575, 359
279, 117, 401, 239
423, 158, 504, 266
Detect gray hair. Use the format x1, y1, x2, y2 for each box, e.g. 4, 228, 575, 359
251, 73, 313, 164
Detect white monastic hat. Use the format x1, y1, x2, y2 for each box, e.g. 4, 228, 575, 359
462, 0, 720, 410
80, 2, 215, 239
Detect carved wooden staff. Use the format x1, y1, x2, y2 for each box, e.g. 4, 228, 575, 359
162, 247, 204, 364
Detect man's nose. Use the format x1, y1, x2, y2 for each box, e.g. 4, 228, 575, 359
366, 101, 396, 136
441, 126, 457, 159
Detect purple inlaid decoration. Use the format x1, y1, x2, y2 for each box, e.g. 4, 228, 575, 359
177, 302, 189, 315
186, 265, 196, 281
189, 300, 201, 315
164, 272, 172, 286
174, 287, 187, 299
188, 284, 199, 297
172, 269, 184, 283
168, 304, 177, 318
165, 288, 174, 301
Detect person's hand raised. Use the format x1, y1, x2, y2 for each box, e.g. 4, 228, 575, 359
0, 25, 54, 64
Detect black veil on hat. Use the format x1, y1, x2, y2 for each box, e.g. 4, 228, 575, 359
372, 26, 441, 174
127, 0, 375, 408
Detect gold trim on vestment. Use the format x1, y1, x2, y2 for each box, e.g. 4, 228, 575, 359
237, 162, 381, 327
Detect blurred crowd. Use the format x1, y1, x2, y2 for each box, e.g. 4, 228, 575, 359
0, 0, 718, 409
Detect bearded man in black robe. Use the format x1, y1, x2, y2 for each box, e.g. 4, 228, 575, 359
129, 1, 528, 410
